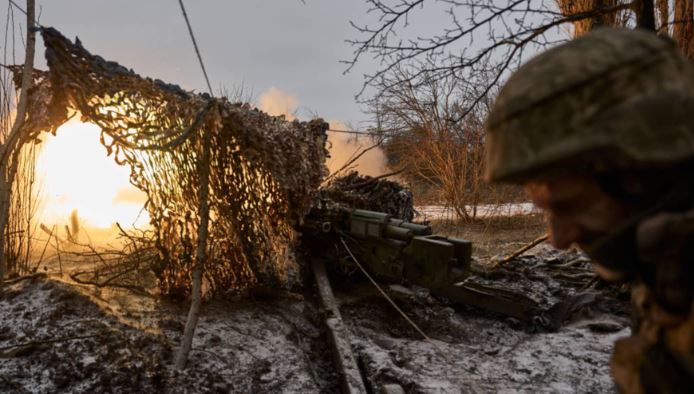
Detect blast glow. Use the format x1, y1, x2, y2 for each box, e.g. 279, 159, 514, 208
36, 119, 149, 230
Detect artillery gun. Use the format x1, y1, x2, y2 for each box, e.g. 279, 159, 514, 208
301, 206, 549, 324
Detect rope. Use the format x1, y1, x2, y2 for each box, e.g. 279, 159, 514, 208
339, 237, 431, 341
327, 128, 380, 136
7, 0, 25, 15
6, 0, 41, 27
340, 236, 460, 366
177, 0, 213, 96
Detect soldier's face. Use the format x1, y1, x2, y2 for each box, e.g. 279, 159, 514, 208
524, 176, 633, 250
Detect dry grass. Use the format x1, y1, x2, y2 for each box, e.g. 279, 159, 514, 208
431, 214, 547, 262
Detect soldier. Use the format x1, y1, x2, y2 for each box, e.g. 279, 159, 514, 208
485, 28, 694, 393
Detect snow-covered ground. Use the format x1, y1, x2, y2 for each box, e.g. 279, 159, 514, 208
0, 277, 338, 393
0, 245, 629, 393
347, 306, 627, 393
416, 203, 540, 221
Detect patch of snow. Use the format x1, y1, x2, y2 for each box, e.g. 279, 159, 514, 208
416, 203, 540, 221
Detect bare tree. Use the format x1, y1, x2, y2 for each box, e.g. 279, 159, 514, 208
345, 0, 690, 117
371, 68, 489, 219
0, 0, 36, 280
350, 1, 692, 217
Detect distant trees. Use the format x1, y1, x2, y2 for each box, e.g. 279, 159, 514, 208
350, 1, 693, 218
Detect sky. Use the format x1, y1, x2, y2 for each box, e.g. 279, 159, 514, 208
20, 0, 379, 127
2, 1, 565, 125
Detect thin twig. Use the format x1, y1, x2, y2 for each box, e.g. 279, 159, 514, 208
0, 334, 103, 352
0, 272, 45, 286
493, 233, 549, 269
52, 225, 63, 275
32, 224, 53, 272
69, 271, 147, 294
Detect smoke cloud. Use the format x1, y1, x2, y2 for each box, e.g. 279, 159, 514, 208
258, 89, 387, 177
258, 87, 298, 121
325, 121, 386, 177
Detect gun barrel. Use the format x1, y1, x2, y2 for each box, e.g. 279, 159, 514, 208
351, 209, 389, 222
384, 225, 413, 241
349, 209, 432, 242
388, 219, 432, 235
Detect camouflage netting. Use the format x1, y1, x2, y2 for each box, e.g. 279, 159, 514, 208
17, 28, 329, 298
318, 172, 414, 221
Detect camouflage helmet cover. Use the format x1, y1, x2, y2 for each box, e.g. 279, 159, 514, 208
485, 28, 694, 183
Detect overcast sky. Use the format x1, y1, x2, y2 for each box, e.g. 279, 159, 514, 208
2, 1, 567, 128
3, 0, 384, 127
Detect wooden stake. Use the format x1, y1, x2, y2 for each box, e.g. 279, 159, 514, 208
175, 116, 214, 369
493, 233, 549, 269
311, 257, 367, 394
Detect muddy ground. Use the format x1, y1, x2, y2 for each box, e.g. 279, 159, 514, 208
0, 216, 631, 393
337, 248, 631, 393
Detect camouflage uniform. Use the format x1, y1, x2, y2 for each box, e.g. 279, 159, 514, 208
486, 28, 694, 393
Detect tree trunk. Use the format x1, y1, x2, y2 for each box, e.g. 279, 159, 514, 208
592, 0, 607, 28
674, 0, 694, 58
0, 177, 10, 280
688, 0, 694, 57
635, 0, 657, 31
0, 0, 35, 281
556, 0, 619, 37
0, 149, 23, 274
657, 0, 669, 33
175, 121, 214, 369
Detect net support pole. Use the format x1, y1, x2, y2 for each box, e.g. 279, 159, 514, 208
175, 113, 214, 369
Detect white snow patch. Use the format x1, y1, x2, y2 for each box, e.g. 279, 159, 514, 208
416, 203, 540, 221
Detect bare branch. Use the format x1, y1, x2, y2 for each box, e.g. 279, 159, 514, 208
346, 0, 636, 119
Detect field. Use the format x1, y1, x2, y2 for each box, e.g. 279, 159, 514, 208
432, 213, 548, 261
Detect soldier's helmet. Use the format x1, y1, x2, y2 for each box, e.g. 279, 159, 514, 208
485, 28, 694, 183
